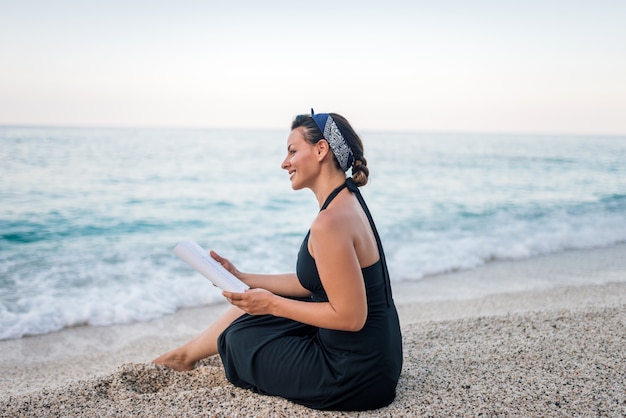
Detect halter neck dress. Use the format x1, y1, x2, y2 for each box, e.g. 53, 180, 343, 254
217, 179, 402, 411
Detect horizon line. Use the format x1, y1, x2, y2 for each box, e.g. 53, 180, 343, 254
1, 122, 625, 138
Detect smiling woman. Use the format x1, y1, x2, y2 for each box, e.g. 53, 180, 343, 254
282, 112, 367, 192
153, 110, 403, 411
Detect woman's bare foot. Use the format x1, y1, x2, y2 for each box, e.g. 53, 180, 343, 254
152, 349, 196, 372
151, 306, 244, 372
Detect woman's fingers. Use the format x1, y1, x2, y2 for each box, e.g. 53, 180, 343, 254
210, 250, 239, 275
209, 250, 224, 263
222, 289, 272, 316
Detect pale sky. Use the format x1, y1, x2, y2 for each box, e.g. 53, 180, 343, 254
1, 0, 625, 134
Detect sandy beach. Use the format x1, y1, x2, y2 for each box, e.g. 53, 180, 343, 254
1, 244, 625, 417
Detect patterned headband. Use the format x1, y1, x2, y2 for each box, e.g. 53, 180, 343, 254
310, 109, 355, 172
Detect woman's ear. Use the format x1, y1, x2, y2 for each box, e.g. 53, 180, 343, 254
316, 139, 330, 162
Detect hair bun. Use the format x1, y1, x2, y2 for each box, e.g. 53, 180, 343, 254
352, 158, 369, 187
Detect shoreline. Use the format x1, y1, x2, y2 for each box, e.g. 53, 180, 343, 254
1, 245, 625, 416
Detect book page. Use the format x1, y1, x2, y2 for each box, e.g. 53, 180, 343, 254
173, 241, 249, 293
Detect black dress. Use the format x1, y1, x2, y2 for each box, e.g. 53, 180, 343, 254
217, 179, 402, 411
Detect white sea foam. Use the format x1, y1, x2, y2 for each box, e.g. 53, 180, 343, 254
387, 210, 626, 281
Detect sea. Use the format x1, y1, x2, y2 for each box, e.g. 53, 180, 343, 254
1, 126, 625, 340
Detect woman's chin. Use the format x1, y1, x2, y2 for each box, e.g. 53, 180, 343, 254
289, 179, 304, 190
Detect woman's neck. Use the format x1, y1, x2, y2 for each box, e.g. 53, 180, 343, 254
311, 172, 348, 208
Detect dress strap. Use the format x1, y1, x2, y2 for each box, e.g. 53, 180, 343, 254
320, 182, 348, 211
345, 178, 394, 307
318, 178, 393, 307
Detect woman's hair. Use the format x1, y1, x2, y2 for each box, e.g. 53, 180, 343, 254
291, 113, 369, 187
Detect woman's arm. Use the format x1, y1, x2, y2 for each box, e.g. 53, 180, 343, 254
223, 211, 368, 332
239, 272, 311, 298
210, 251, 310, 298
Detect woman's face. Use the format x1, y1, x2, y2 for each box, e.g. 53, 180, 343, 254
281, 127, 319, 190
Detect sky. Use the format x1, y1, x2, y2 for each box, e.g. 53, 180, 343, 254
1, 0, 625, 134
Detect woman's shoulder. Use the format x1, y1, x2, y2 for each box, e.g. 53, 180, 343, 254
308, 204, 356, 261
311, 198, 356, 236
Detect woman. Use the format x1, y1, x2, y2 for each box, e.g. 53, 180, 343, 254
154, 111, 402, 411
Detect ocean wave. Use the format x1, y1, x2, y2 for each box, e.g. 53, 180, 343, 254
386, 204, 626, 280
0, 248, 226, 340
0, 217, 206, 245
2, 127, 625, 340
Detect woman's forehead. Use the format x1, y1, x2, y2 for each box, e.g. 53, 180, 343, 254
287, 127, 307, 147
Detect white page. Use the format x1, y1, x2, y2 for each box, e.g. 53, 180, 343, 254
173, 241, 249, 293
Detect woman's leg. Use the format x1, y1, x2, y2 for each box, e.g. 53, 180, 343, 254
152, 305, 244, 371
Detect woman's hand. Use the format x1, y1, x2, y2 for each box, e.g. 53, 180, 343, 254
222, 288, 276, 316
210, 250, 241, 278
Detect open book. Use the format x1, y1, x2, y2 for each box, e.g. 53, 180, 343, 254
173, 241, 249, 293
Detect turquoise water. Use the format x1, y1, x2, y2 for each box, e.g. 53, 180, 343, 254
1, 127, 625, 339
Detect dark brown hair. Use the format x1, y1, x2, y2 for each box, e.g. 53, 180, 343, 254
291, 113, 369, 186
